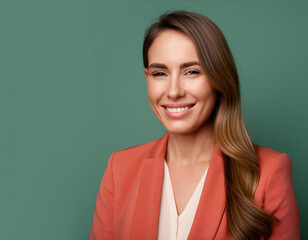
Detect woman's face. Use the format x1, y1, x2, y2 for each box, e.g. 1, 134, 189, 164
145, 30, 217, 134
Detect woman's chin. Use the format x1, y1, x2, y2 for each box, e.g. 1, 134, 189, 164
164, 124, 198, 135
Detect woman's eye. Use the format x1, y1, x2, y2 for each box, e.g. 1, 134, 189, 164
186, 70, 200, 75
152, 72, 166, 77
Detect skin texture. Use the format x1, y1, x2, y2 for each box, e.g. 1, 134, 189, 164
144, 30, 217, 215
145, 29, 217, 136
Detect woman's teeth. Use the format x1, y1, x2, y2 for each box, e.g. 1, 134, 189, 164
166, 106, 191, 113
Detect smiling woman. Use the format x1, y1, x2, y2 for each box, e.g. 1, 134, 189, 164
90, 11, 300, 240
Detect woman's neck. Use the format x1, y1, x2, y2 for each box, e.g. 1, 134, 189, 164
166, 123, 216, 166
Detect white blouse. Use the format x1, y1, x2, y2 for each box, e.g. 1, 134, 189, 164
158, 160, 208, 240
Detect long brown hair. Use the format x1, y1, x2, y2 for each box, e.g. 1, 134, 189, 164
143, 11, 278, 240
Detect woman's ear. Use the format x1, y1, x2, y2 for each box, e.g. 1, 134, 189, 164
144, 68, 149, 79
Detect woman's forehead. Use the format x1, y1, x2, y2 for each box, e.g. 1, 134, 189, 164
147, 30, 199, 66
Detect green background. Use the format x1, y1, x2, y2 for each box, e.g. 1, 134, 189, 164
1, 0, 307, 239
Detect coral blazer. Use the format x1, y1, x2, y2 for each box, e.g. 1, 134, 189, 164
90, 132, 300, 240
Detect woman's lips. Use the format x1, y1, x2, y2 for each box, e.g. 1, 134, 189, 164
162, 103, 195, 119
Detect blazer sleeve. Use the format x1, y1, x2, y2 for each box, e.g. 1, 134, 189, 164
263, 153, 300, 239
90, 152, 116, 240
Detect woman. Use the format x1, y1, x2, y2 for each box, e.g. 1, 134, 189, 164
90, 11, 300, 240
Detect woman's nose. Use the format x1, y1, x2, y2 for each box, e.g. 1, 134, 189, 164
167, 74, 185, 100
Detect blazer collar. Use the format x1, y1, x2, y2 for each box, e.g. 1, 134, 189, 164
131, 132, 226, 240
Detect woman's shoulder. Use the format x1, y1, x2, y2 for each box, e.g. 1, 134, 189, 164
254, 147, 300, 238
254, 145, 294, 203
103, 137, 164, 183
111, 137, 162, 164
255, 145, 293, 177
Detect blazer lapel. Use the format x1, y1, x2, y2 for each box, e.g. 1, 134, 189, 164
188, 144, 226, 239
131, 132, 226, 240
131, 132, 168, 240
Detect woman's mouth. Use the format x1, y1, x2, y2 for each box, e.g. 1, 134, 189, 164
162, 104, 195, 119
165, 106, 192, 112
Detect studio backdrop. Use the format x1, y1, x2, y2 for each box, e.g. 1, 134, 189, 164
1, 0, 307, 239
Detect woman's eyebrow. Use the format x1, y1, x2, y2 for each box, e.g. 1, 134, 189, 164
148, 61, 200, 69
180, 61, 200, 68
148, 63, 167, 69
